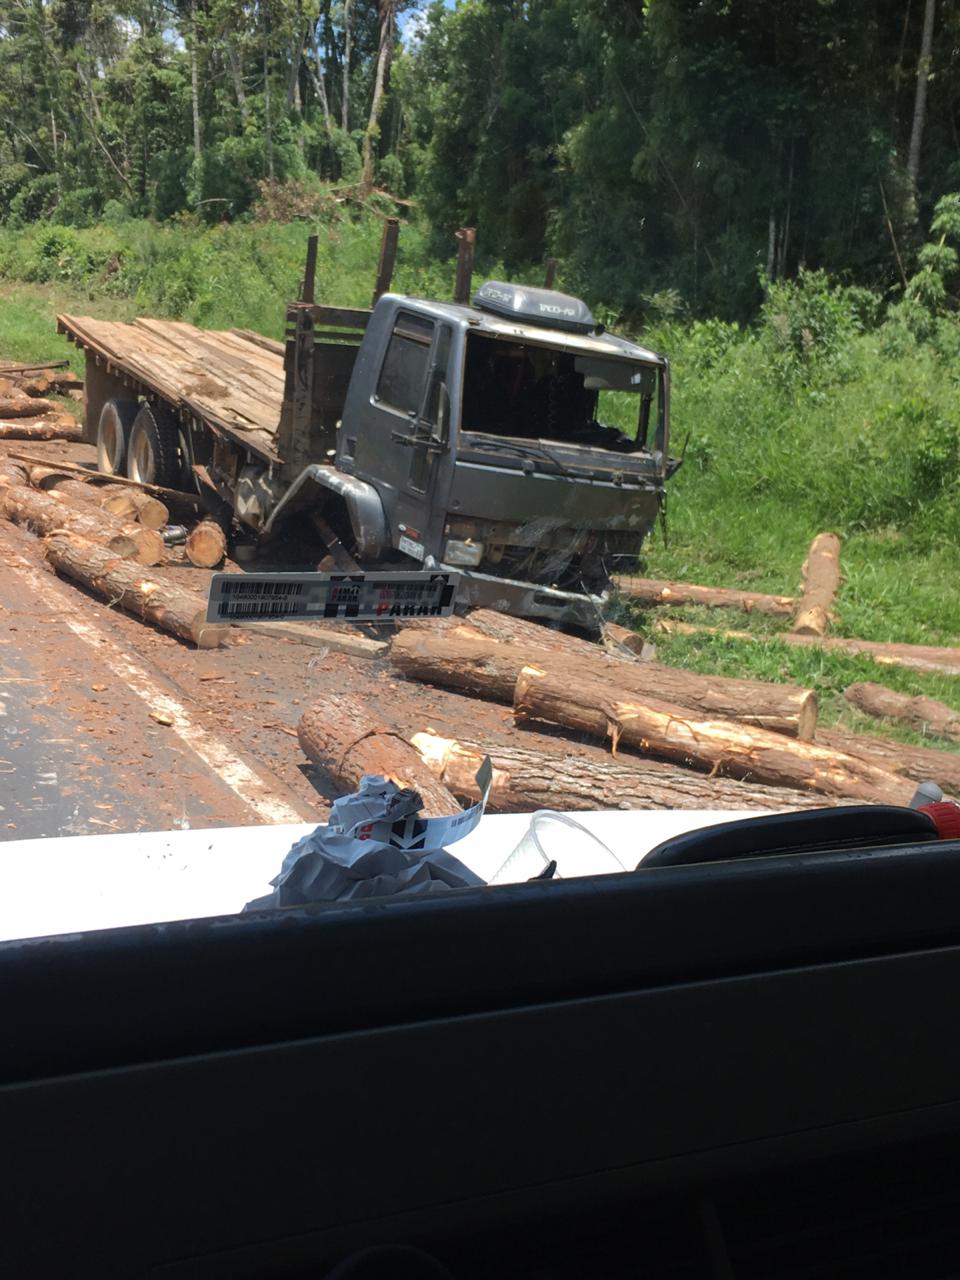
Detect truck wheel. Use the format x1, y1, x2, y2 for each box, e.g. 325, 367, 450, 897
96, 399, 139, 476
127, 403, 181, 488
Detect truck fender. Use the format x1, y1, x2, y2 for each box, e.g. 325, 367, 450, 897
263, 464, 389, 559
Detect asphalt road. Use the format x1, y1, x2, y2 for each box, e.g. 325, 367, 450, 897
0, 519, 306, 840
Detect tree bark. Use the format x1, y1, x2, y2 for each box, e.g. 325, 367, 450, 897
226, 40, 251, 123
185, 520, 227, 567
655, 619, 960, 677
361, 0, 394, 188
390, 631, 818, 739
614, 576, 796, 617
340, 0, 353, 130
818, 727, 960, 798
44, 532, 227, 648
409, 729, 837, 815
793, 532, 842, 635
262, 3, 275, 179
308, 31, 334, 135
23, 469, 166, 563
513, 666, 911, 803
907, 0, 936, 187
97, 484, 169, 529
844, 681, 960, 741
190, 0, 203, 162
1, 483, 164, 563
297, 694, 460, 817
0, 398, 62, 421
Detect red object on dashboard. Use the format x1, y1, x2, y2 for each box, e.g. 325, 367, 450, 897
918, 801, 960, 840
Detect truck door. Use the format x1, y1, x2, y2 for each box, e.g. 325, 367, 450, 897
369, 312, 453, 559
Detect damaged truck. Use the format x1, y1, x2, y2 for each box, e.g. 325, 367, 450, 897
60, 225, 679, 627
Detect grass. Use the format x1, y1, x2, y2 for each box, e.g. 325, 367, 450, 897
0, 220, 957, 753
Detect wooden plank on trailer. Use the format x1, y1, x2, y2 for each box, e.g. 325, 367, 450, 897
230, 329, 285, 356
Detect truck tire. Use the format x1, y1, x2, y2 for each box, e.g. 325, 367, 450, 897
96, 399, 139, 476
126, 402, 181, 488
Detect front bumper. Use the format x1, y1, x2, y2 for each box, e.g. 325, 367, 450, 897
441, 565, 609, 630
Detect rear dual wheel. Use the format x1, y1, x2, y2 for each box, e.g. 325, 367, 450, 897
126, 402, 181, 488
96, 398, 138, 476
97, 399, 181, 488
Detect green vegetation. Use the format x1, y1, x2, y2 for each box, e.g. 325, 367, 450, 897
0, 0, 957, 750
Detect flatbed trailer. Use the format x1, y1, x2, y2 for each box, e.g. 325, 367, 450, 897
59, 314, 290, 466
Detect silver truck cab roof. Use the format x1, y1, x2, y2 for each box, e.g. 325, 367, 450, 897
383, 294, 667, 368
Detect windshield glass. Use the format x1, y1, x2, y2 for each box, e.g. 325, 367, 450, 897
461, 332, 659, 449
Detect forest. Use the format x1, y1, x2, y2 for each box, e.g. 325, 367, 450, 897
0, 0, 957, 321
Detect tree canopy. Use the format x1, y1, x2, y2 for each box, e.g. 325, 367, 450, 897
0, 0, 957, 320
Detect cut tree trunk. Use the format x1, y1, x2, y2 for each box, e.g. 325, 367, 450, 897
0, 458, 28, 487
513, 666, 911, 803
817, 727, 960, 798
844, 681, 960, 741
44, 532, 227, 648
793, 532, 842, 635
185, 520, 227, 568
8, 450, 201, 502
654, 619, 960, 676
0, 413, 80, 439
297, 694, 460, 817
614, 576, 796, 617
98, 484, 169, 529
0, 483, 160, 562
390, 631, 818, 739
409, 729, 837, 814
17, 473, 164, 565
0, 397, 59, 419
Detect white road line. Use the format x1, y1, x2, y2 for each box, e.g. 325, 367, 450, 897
5, 550, 304, 825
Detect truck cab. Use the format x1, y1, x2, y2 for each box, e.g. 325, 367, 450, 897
274, 280, 677, 627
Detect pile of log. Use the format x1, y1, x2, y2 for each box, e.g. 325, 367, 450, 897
0, 446, 229, 644
0, 362, 84, 439
385, 623, 919, 807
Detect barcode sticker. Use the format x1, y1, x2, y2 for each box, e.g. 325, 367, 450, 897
207, 570, 461, 623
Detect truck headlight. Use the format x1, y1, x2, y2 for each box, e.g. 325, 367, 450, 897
444, 538, 484, 567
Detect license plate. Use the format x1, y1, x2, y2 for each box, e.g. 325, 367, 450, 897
207, 570, 461, 623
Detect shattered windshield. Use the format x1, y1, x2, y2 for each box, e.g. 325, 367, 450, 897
461, 333, 661, 451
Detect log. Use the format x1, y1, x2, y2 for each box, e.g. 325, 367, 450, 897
409, 729, 838, 814
390, 631, 818, 739
0, 397, 59, 419
0, 414, 81, 440
0, 458, 28, 487
653, 619, 960, 677
6, 451, 204, 503
614, 576, 796, 617
844, 682, 960, 742
601, 620, 648, 658
817, 727, 960, 797
185, 520, 227, 568
2, 484, 138, 559
793, 532, 842, 635
513, 666, 912, 803
236, 620, 387, 658
6, 477, 164, 565
18, 371, 55, 397
297, 694, 461, 817
98, 484, 169, 529
43, 532, 227, 648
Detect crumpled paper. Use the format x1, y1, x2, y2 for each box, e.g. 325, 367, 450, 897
245, 761, 493, 910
